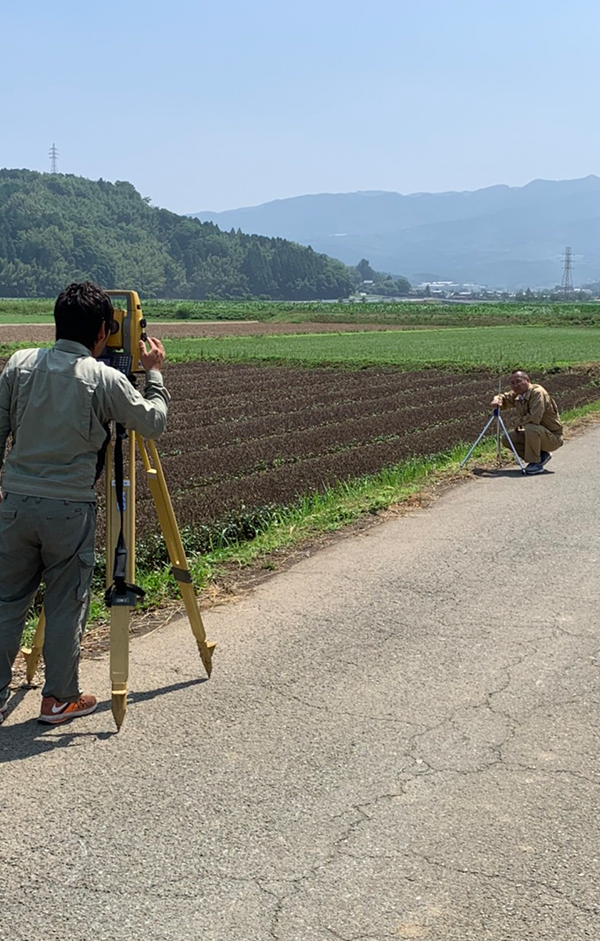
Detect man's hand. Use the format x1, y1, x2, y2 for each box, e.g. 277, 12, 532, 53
139, 337, 165, 372
491, 395, 502, 407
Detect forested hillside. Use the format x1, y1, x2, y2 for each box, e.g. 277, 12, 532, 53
0, 170, 354, 299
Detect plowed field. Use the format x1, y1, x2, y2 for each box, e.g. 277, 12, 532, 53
125, 361, 600, 547
3, 345, 597, 550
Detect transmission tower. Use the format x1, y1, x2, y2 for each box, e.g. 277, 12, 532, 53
560, 246, 574, 296
49, 143, 59, 173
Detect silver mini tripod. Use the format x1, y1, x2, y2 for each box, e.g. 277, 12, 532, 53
460, 407, 526, 473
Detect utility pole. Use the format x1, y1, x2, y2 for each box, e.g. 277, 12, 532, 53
560, 246, 573, 296
49, 143, 59, 173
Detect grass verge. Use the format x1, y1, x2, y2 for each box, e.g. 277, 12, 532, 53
123, 397, 600, 604
95, 397, 600, 620
21, 398, 600, 650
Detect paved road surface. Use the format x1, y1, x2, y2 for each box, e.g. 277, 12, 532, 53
2, 429, 600, 940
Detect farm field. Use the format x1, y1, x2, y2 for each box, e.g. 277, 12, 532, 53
0, 320, 434, 346
3, 297, 600, 328
8, 322, 600, 368
2, 313, 600, 566
159, 325, 600, 371
126, 360, 600, 551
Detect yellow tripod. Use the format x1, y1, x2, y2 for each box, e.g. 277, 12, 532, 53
22, 430, 215, 730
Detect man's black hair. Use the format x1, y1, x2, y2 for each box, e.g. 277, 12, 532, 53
54, 281, 114, 350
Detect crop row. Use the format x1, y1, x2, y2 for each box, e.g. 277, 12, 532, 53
162, 363, 595, 427
162, 392, 481, 453
156, 398, 477, 489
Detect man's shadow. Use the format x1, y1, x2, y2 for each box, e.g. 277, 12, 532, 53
0, 677, 206, 763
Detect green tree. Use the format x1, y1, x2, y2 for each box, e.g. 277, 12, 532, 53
356, 258, 376, 281
0, 169, 358, 300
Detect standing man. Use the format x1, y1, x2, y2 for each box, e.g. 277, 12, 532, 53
491, 370, 563, 476
0, 282, 170, 726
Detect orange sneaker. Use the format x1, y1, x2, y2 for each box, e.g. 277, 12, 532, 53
38, 694, 97, 724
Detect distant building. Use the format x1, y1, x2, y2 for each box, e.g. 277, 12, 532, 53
417, 281, 460, 294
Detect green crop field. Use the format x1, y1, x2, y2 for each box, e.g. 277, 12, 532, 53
162, 325, 600, 371
0, 299, 53, 323
3, 297, 600, 327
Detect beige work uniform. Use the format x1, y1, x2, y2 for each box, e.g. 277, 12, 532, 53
498, 383, 563, 464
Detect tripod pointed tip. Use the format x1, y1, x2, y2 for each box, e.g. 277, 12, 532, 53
111, 691, 127, 730
199, 640, 217, 678
22, 647, 43, 685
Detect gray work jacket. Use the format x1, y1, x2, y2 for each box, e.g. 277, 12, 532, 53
0, 339, 170, 502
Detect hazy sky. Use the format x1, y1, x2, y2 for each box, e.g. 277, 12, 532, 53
2, 0, 598, 214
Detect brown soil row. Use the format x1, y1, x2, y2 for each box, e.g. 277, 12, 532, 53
0, 321, 421, 343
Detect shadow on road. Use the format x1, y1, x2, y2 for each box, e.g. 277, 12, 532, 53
0, 677, 206, 763
471, 467, 555, 478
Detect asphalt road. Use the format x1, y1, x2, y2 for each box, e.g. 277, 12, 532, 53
1, 428, 600, 940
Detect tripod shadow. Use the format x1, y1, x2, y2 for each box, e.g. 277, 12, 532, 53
0, 677, 206, 764
471, 466, 555, 478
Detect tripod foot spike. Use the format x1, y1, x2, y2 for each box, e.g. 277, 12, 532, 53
21, 647, 43, 685
198, 641, 217, 678
111, 691, 127, 730
20, 610, 46, 684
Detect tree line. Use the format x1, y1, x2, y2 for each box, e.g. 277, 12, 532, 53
0, 170, 361, 300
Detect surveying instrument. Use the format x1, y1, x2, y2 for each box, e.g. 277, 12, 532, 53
460, 365, 527, 473
460, 406, 526, 472
21, 290, 215, 730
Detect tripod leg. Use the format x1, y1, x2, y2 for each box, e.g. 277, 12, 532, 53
106, 434, 136, 730
497, 413, 527, 472
136, 436, 216, 678
110, 604, 129, 729
460, 413, 496, 468
21, 609, 46, 685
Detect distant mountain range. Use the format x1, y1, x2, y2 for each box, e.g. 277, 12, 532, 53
191, 176, 600, 290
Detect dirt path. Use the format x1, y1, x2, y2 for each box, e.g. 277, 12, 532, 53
0, 321, 427, 343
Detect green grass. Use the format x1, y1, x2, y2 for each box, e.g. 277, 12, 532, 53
0, 299, 54, 323
22, 445, 465, 645
20, 395, 600, 649
4, 297, 600, 327
11, 322, 600, 371
161, 325, 600, 371
106, 444, 484, 624
142, 299, 600, 327
93, 393, 600, 619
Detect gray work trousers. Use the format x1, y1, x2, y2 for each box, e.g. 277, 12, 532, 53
0, 493, 96, 707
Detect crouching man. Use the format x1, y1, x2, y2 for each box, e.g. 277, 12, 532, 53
0, 282, 170, 726
491, 370, 563, 476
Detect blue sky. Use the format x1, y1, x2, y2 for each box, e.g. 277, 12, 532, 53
1, 0, 598, 213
